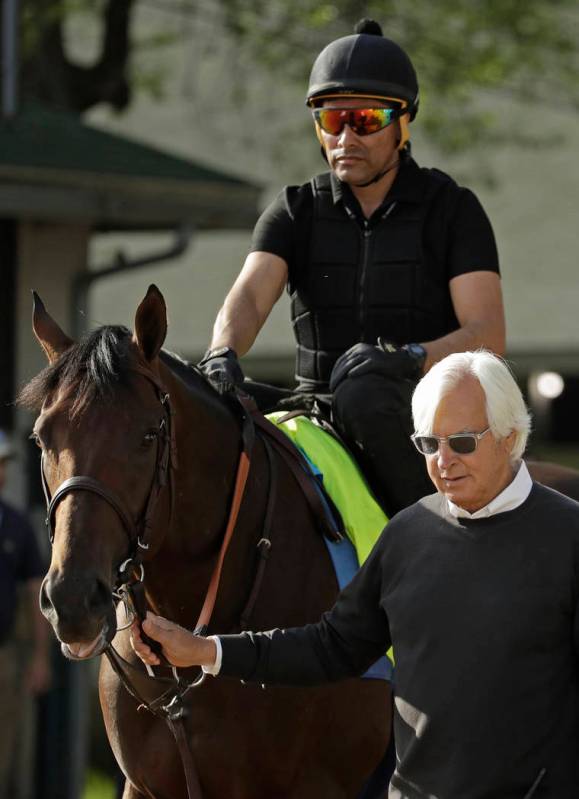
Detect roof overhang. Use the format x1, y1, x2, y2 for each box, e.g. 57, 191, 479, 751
0, 164, 260, 230
0, 106, 261, 230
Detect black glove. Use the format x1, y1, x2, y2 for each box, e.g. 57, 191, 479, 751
329, 340, 423, 393
198, 347, 244, 395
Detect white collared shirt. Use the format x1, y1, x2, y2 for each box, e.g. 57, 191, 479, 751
203, 636, 223, 676
447, 460, 533, 519
204, 462, 534, 676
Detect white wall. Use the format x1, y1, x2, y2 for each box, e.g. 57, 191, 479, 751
8, 221, 89, 506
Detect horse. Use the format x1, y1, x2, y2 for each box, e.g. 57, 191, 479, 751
20, 285, 391, 799
526, 460, 579, 502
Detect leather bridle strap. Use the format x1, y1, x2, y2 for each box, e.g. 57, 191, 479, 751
168, 719, 204, 799
45, 474, 138, 545
239, 434, 277, 630
40, 364, 175, 565
193, 402, 255, 635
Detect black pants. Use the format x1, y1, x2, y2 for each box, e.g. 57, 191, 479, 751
243, 373, 433, 518
332, 372, 433, 517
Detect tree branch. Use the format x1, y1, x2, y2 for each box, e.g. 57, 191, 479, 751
21, 0, 136, 114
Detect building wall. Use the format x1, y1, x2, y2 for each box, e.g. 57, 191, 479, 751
7, 221, 90, 506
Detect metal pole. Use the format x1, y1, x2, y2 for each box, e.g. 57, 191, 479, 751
2, 0, 19, 118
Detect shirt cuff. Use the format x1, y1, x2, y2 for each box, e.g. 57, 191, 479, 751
201, 636, 222, 676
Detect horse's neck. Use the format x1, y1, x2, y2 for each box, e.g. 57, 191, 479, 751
144, 363, 248, 624
163, 362, 242, 539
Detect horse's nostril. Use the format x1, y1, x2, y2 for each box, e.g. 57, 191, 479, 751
39, 577, 56, 621
41, 572, 112, 634
85, 577, 112, 615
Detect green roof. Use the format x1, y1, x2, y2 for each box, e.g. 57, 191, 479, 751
0, 105, 251, 186
0, 106, 260, 230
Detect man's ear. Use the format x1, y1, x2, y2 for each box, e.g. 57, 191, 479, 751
503, 429, 517, 457
32, 292, 74, 363
133, 285, 167, 362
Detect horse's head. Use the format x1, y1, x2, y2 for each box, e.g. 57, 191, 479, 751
21, 285, 174, 660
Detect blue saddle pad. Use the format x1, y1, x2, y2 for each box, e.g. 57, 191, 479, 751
303, 454, 393, 683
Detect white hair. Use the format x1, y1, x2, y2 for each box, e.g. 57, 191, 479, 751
411, 350, 532, 462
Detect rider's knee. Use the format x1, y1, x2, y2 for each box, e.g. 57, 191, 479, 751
332, 372, 413, 426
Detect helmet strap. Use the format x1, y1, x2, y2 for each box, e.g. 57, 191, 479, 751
353, 154, 400, 188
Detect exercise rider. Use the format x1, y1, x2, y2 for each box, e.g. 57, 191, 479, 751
199, 19, 505, 516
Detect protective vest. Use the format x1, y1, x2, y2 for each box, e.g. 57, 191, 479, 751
290, 170, 459, 388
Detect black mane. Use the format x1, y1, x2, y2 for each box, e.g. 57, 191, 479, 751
19, 326, 135, 415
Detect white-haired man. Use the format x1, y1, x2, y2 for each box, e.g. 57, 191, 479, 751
132, 351, 579, 798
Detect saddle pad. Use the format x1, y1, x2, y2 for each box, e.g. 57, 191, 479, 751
268, 413, 395, 671
266, 412, 388, 565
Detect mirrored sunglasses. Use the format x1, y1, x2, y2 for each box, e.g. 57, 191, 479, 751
312, 107, 405, 137
411, 428, 491, 456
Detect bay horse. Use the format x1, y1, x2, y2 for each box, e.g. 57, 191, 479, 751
20, 286, 391, 799
20, 286, 579, 799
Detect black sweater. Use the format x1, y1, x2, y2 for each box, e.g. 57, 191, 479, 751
220, 484, 579, 798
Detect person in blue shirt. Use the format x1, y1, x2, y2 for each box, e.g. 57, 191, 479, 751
0, 430, 50, 799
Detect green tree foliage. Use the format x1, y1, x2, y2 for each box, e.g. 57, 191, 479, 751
219, 0, 579, 153
18, 0, 579, 153
20, 0, 135, 113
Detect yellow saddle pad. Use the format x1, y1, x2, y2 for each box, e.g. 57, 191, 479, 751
267, 412, 388, 564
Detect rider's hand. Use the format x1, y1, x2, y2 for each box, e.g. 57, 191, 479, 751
198, 347, 244, 395
130, 612, 217, 670
329, 340, 422, 392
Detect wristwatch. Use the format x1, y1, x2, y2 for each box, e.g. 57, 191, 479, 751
402, 343, 427, 374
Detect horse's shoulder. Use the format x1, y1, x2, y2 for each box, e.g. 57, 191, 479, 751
526, 460, 579, 504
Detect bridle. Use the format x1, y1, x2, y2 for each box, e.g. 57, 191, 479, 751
41, 364, 177, 579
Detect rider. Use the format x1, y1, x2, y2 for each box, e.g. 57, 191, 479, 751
199, 18, 505, 517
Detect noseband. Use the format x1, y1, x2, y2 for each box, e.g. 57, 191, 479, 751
40, 364, 177, 579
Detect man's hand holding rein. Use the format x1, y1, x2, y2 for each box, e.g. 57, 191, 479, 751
130, 612, 217, 670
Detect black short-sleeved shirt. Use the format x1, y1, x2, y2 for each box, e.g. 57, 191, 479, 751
250, 157, 500, 292
0, 499, 45, 643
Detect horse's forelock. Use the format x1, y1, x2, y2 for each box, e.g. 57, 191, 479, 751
18, 325, 135, 415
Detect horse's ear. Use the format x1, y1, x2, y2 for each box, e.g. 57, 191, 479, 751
133, 285, 167, 362
32, 292, 74, 363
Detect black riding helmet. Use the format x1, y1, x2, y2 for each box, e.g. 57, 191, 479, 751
307, 19, 419, 151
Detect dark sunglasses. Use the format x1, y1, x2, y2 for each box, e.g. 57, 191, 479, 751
312, 106, 405, 137
411, 428, 491, 456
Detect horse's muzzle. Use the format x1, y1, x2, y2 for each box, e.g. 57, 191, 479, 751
40, 571, 117, 658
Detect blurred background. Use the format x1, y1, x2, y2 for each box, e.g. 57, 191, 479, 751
1, 1, 578, 796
